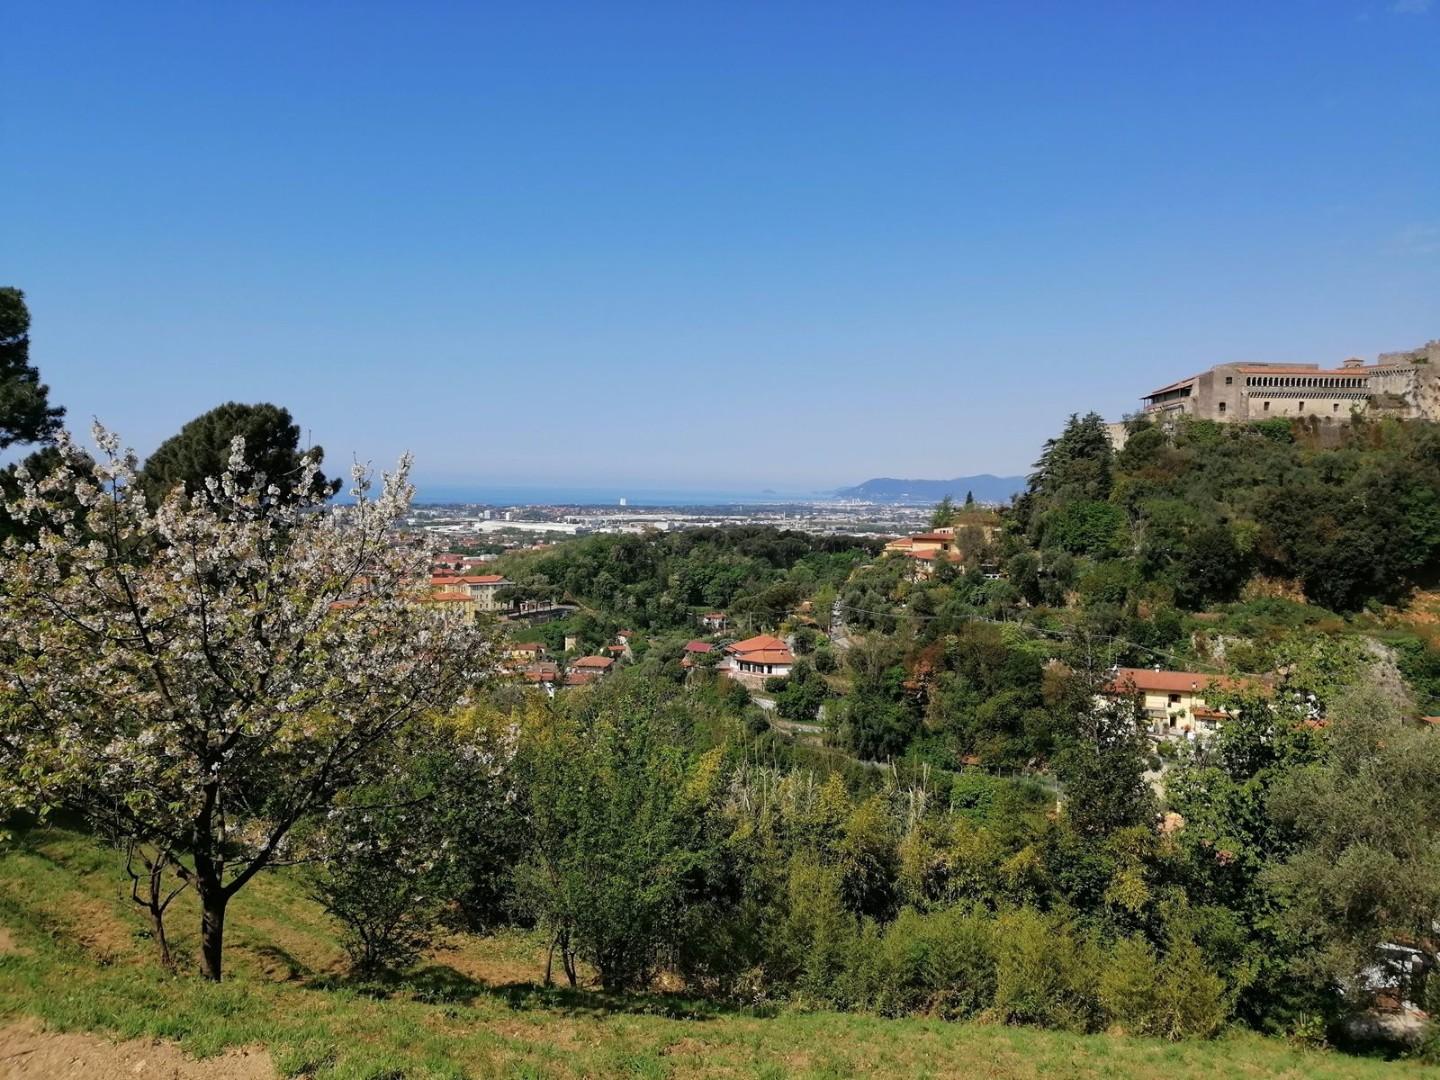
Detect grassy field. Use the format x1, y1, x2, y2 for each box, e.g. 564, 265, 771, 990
0, 825, 1435, 1079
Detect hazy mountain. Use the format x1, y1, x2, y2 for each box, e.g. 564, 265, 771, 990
833, 474, 1025, 504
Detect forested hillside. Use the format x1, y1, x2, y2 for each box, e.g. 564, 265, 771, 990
500, 526, 878, 629
1012, 412, 1440, 614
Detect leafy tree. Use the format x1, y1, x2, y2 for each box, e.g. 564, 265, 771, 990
0, 289, 67, 544
1045, 499, 1126, 557
1055, 694, 1155, 839
0, 287, 64, 449
516, 686, 710, 991
1265, 692, 1440, 1004
140, 401, 337, 505
0, 427, 496, 980
303, 718, 514, 975
1026, 412, 1115, 506
769, 658, 831, 722
931, 495, 957, 528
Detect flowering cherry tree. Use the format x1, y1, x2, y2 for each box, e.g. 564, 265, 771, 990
0, 425, 499, 980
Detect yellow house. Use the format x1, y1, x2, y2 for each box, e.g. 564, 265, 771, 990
1104, 667, 1255, 736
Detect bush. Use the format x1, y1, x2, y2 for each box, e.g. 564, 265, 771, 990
1098, 934, 1226, 1039
992, 909, 1100, 1032
1099, 936, 1163, 1034
856, 906, 997, 1019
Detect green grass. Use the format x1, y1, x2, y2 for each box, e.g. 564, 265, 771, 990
1, 825, 1436, 1079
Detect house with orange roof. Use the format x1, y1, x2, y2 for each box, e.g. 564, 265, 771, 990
569, 655, 615, 680
1103, 666, 1262, 738
884, 515, 1001, 573
721, 634, 795, 689
521, 662, 561, 695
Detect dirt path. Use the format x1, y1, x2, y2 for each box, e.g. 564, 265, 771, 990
0, 1021, 274, 1080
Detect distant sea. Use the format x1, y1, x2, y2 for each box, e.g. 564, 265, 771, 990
411, 484, 833, 508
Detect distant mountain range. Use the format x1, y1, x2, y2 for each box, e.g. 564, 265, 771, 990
833, 474, 1026, 505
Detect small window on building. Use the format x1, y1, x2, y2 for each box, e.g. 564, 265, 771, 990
1169, 693, 1181, 705
1298, 401, 1305, 411
1333, 402, 1341, 412
1224, 376, 1233, 385
1262, 401, 1270, 412
1218, 401, 1226, 413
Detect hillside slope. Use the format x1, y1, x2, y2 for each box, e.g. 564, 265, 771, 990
0, 826, 1434, 1079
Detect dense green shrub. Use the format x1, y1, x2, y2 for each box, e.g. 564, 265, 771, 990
992, 908, 1101, 1032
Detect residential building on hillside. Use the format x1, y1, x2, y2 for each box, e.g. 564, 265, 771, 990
569, 655, 615, 680
425, 590, 479, 625
883, 516, 1002, 579
1103, 666, 1260, 738
506, 641, 546, 663
430, 573, 513, 612
721, 634, 795, 689
680, 640, 714, 670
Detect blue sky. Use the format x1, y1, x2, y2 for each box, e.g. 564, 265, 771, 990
5, 2, 1438, 492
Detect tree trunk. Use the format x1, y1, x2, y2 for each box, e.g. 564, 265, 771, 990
561, 931, 577, 989
149, 903, 174, 970
199, 889, 227, 981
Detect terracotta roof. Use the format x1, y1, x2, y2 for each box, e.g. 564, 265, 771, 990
911, 531, 954, 542
909, 549, 963, 562
725, 634, 787, 654
1104, 667, 1253, 695
735, 649, 794, 665
1144, 375, 1198, 398
564, 672, 598, 686
429, 591, 475, 602
683, 641, 714, 653
571, 656, 614, 670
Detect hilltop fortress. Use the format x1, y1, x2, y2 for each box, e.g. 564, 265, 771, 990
1133, 339, 1440, 425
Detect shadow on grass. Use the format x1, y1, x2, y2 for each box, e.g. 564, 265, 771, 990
304, 962, 779, 1023
247, 943, 313, 982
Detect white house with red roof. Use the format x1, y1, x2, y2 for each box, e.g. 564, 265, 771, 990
721, 634, 795, 689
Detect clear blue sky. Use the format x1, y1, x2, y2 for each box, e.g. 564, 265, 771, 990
6, 2, 1438, 493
